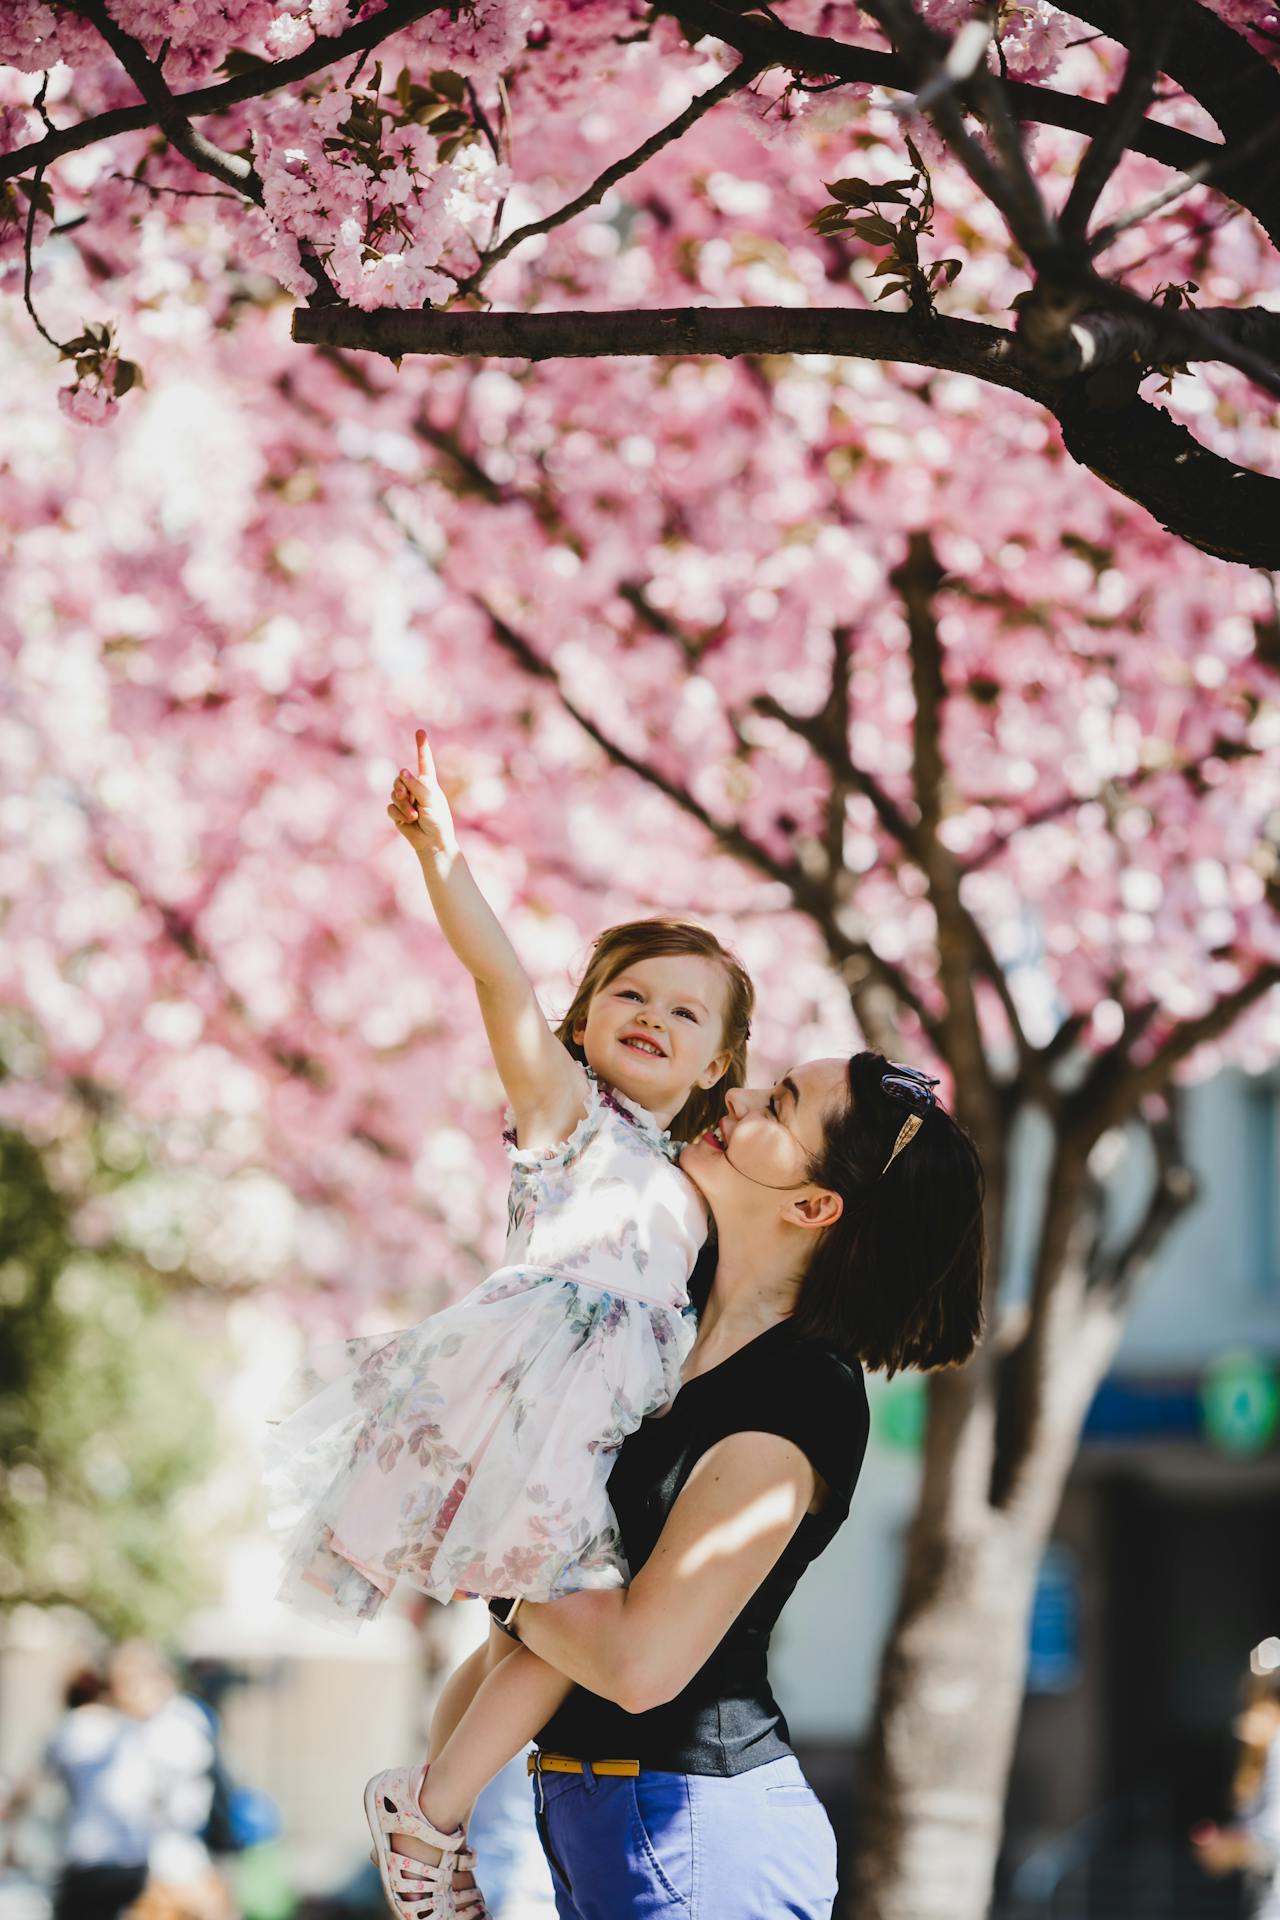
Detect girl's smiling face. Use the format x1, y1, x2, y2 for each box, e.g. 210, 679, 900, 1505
574, 953, 733, 1122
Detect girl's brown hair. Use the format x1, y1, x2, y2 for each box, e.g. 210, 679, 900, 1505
555, 918, 754, 1143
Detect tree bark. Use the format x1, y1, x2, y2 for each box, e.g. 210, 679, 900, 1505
852, 1217, 1131, 1919
291, 305, 1280, 568
854, 1519, 1041, 1920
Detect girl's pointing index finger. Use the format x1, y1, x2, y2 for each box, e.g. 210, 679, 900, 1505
416, 726, 436, 785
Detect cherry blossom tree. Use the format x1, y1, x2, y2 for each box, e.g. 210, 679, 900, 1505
3, 1, 1279, 556
3, 4, 1280, 1916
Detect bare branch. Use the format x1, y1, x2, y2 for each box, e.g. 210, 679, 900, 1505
461, 60, 761, 294
650, 0, 1220, 178
22, 164, 65, 351
291, 298, 1035, 384
1055, 382, 1280, 569
67, 0, 263, 201
1085, 282, 1280, 401
1060, 5, 1182, 244
892, 530, 1039, 1117
1070, 0, 1280, 248
472, 598, 937, 1029
1087, 1092, 1198, 1308
1090, 111, 1280, 257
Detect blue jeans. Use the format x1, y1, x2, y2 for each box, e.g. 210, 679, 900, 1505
531, 1753, 838, 1918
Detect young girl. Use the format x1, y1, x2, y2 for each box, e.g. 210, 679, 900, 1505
266, 729, 754, 1919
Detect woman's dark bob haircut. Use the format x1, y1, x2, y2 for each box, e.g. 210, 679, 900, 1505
791, 1051, 985, 1374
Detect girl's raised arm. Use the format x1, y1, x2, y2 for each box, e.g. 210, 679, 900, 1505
390, 728, 585, 1144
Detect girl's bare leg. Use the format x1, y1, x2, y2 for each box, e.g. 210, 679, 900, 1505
423, 1626, 574, 1828
426, 1637, 501, 1761
390, 1623, 574, 1887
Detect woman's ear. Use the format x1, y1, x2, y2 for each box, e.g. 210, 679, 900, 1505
785, 1188, 843, 1232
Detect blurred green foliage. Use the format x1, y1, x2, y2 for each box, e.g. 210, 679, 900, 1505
0, 1125, 220, 1639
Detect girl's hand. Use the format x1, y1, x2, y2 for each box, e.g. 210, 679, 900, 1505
388, 728, 458, 861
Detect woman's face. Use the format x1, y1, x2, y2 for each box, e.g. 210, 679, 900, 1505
679, 1057, 849, 1218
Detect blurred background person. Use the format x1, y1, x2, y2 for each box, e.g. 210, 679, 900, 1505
1193, 1644, 1280, 1919
2, 1658, 151, 1920
105, 1643, 234, 1920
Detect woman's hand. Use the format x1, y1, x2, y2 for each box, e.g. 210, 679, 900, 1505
388, 728, 458, 862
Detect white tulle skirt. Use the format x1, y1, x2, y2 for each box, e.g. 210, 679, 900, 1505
264, 1265, 695, 1630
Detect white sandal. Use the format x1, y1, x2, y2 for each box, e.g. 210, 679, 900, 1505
364, 1763, 489, 1919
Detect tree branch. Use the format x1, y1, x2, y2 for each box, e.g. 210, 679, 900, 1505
752, 691, 918, 853
650, 0, 1221, 179
1087, 1092, 1198, 1308
892, 531, 1040, 1116
1060, 5, 1183, 244
292, 304, 1280, 568
1090, 111, 1280, 257
69, 0, 260, 197
1070, 0, 1280, 248
1119, 961, 1280, 1111
0, 0, 458, 183
472, 598, 938, 1029
1055, 386, 1280, 569
65, 0, 341, 302
461, 59, 761, 293
1059, 958, 1280, 1157
861, 0, 1056, 260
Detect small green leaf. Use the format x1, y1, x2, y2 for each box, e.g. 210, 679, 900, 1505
216, 47, 268, 77
429, 69, 467, 101
847, 214, 897, 245
824, 176, 874, 204
874, 280, 911, 299
413, 100, 461, 126
17, 176, 55, 216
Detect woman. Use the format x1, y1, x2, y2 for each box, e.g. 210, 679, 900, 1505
394, 1050, 985, 1919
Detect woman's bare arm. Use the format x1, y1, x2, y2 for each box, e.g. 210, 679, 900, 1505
514, 1429, 818, 1714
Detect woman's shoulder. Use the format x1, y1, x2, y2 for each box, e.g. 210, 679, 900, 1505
714, 1329, 868, 1509
774, 1328, 869, 1425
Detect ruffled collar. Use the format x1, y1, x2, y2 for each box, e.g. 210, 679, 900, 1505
589, 1068, 677, 1159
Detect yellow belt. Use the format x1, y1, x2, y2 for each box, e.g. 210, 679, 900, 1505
528, 1752, 640, 1777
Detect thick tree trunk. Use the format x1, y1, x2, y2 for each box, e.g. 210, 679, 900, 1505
852, 1520, 1041, 1920
850, 1148, 1133, 1919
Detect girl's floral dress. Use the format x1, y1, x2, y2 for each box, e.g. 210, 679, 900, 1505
265, 1073, 706, 1628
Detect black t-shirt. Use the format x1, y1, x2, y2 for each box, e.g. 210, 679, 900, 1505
536, 1313, 870, 1774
